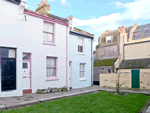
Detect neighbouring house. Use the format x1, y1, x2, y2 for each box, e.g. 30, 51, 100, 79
100, 23, 150, 90
0, 0, 69, 97
0, 0, 26, 97
93, 25, 132, 85
68, 17, 94, 88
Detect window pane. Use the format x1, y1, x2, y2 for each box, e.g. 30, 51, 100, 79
47, 24, 53, 33
50, 58, 56, 67
50, 68, 55, 76
47, 58, 51, 67
47, 68, 50, 77
78, 46, 83, 52
47, 34, 53, 42
43, 33, 47, 42
43, 23, 47, 31
78, 38, 83, 46
1, 48, 9, 58
80, 72, 84, 78
9, 49, 15, 58
23, 63, 28, 69
23, 54, 30, 60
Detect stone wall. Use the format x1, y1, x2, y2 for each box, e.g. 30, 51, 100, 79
96, 44, 119, 60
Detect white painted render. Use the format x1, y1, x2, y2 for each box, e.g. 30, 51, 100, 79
0, 0, 68, 97
69, 33, 92, 89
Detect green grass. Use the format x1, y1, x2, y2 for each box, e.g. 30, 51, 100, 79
94, 58, 117, 67
1, 91, 150, 113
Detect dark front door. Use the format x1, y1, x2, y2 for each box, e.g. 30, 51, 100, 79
131, 70, 140, 88
1, 58, 16, 91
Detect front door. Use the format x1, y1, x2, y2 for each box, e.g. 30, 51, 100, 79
1, 58, 16, 91
69, 61, 72, 89
22, 53, 32, 94
131, 70, 140, 88
22, 62, 30, 90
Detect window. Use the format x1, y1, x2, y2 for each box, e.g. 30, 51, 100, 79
23, 54, 30, 60
79, 63, 85, 78
106, 35, 112, 43
23, 63, 28, 69
43, 22, 54, 44
46, 57, 57, 77
78, 37, 84, 53
107, 69, 111, 73
0, 48, 16, 58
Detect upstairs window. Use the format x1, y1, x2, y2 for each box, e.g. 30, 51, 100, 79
43, 22, 54, 44
78, 37, 84, 53
106, 35, 112, 43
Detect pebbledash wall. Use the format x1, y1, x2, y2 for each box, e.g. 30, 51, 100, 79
69, 31, 93, 89
0, 0, 69, 97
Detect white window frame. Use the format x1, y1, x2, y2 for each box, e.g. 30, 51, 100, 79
106, 35, 112, 43
46, 57, 58, 81
78, 37, 84, 53
79, 63, 86, 79
43, 21, 55, 45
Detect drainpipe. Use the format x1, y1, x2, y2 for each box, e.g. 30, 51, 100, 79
91, 38, 94, 85
66, 23, 69, 90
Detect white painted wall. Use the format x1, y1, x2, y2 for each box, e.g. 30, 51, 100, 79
69, 33, 92, 89
0, 0, 24, 97
0, 0, 68, 97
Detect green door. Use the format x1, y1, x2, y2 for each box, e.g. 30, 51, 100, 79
131, 70, 140, 88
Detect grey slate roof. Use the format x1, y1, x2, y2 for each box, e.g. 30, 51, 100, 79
118, 58, 150, 69
133, 23, 150, 39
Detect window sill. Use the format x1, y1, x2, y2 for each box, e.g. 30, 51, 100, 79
79, 78, 86, 81
46, 77, 59, 81
78, 53, 85, 55
43, 43, 56, 46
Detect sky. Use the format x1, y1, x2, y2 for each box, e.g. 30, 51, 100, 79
26, 0, 150, 51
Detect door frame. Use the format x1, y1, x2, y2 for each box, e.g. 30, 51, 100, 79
22, 52, 32, 94
69, 61, 72, 89
131, 69, 140, 88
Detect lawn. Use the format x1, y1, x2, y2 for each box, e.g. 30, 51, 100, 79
1, 91, 150, 113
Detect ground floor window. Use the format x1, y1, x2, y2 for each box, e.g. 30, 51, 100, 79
79, 63, 85, 78
46, 57, 57, 78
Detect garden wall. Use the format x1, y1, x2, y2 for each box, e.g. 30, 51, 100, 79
100, 72, 131, 88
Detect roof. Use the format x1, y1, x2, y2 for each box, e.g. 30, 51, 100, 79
70, 27, 94, 38
104, 30, 119, 37
100, 26, 132, 39
133, 23, 150, 39
94, 58, 117, 67
7, 0, 21, 4
24, 9, 69, 23
118, 58, 150, 69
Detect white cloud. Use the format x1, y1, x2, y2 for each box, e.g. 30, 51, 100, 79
48, 0, 55, 2
72, 0, 150, 50
60, 0, 71, 8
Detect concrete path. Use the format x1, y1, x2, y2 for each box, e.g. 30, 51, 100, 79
0, 86, 150, 111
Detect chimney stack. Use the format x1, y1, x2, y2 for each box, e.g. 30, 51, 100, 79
35, 0, 50, 15
67, 15, 73, 30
